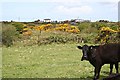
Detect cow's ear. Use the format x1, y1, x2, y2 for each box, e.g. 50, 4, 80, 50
77, 46, 82, 49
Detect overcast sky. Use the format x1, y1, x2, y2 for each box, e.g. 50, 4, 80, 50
0, 0, 119, 22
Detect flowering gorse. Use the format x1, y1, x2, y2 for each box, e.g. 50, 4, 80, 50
96, 26, 119, 44
35, 23, 80, 33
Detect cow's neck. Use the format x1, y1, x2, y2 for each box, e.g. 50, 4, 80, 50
88, 55, 96, 67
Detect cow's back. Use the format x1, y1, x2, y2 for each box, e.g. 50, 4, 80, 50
98, 43, 120, 63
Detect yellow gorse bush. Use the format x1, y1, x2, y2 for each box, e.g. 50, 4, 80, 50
22, 24, 37, 36
96, 26, 119, 44
35, 24, 54, 31
23, 31, 32, 36
100, 27, 118, 33
35, 23, 80, 33
22, 27, 32, 36
54, 24, 80, 33
23, 28, 29, 31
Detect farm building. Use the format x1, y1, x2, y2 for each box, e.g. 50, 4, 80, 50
44, 19, 51, 23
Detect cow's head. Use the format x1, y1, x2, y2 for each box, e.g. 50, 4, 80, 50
77, 45, 99, 61
77, 45, 90, 61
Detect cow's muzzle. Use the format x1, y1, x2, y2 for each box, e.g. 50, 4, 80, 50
81, 56, 88, 61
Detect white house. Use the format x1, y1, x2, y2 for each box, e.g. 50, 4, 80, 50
44, 19, 51, 23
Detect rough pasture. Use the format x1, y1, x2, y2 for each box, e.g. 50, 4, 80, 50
2, 43, 119, 79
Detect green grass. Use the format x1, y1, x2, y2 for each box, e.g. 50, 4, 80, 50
2, 43, 118, 79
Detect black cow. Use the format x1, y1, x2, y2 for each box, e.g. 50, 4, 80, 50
77, 43, 120, 80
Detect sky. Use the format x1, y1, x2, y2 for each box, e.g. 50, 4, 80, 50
119, 1, 120, 21
0, 0, 120, 22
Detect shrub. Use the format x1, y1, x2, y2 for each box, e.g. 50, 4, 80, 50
91, 22, 109, 29
12, 22, 24, 33
95, 26, 119, 44
2, 23, 18, 47
0, 23, 2, 46
37, 33, 85, 45
78, 22, 91, 31
38, 35, 68, 45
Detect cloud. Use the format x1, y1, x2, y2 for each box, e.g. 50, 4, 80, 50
55, 5, 93, 15
98, 2, 115, 5
1, 0, 119, 3
1, 0, 81, 3
83, 0, 119, 3
1, 0, 82, 3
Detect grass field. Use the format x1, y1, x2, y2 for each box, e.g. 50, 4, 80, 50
2, 43, 119, 79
